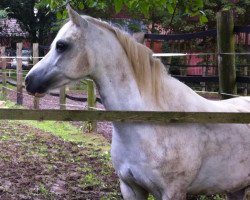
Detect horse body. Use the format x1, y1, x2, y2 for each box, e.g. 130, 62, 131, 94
112, 123, 249, 198
25, 6, 250, 200
108, 77, 250, 199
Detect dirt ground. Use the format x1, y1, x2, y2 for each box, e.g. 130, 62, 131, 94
1, 89, 121, 199
0, 120, 121, 200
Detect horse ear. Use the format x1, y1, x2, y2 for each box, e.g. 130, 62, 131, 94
67, 5, 88, 28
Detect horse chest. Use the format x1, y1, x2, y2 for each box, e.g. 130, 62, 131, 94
111, 125, 162, 178
111, 124, 202, 189
111, 135, 166, 196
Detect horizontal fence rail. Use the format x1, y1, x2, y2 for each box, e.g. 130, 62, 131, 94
145, 25, 250, 41
0, 109, 250, 124
173, 75, 219, 83
172, 75, 250, 83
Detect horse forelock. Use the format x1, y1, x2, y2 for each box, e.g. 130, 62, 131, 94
83, 16, 168, 107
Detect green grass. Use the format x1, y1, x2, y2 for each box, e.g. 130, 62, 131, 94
27, 144, 48, 157
23, 120, 110, 152
0, 135, 12, 141
0, 82, 18, 91
38, 183, 53, 199
0, 93, 21, 108
80, 172, 102, 189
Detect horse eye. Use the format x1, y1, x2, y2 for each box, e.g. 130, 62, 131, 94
56, 41, 68, 53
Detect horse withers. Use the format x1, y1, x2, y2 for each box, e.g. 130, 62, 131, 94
25, 6, 250, 200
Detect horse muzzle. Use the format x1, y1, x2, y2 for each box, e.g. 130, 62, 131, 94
25, 66, 69, 97
25, 73, 47, 97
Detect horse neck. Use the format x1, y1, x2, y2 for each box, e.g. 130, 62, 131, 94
87, 26, 207, 111
92, 64, 207, 112
91, 52, 144, 111
91, 55, 210, 112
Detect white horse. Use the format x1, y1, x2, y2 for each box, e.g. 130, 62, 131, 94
25, 6, 250, 200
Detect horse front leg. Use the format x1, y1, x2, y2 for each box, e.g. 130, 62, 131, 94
226, 190, 245, 200
226, 187, 250, 200
120, 179, 187, 200
120, 179, 149, 200
161, 191, 186, 200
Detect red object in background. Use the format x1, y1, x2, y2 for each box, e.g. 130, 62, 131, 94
145, 40, 162, 53
187, 55, 203, 76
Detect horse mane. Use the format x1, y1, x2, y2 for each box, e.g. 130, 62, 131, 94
84, 16, 168, 106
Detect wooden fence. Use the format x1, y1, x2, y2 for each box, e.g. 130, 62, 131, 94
146, 10, 250, 98
0, 109, 249, 124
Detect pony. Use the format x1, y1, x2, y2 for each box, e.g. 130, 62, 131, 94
25, 6, 250, 200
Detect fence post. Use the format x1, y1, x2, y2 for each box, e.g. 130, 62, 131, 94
1, 47, 7, 97
87, 79, 97, 133
16, 43, 23, 105
216, 10, 236, 99
201, 55, 208, 92
245, 34, 250, 95
243, 66, 248, 96
166, 41, 175, 69
33, 43, 40, 109
60, 86, 66, 109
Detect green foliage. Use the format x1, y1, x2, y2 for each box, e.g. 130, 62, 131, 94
147, 0, 250, 34
36, 0, 113, 19
36, 0, 207, 23
204, 0, 250, 28
1, 0, 57, 43
128, 22, 141, 32
0, 8, 8, 19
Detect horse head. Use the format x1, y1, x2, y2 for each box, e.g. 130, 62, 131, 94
25, 6, 101, 96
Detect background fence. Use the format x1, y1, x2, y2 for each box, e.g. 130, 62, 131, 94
146, 11, 250, 98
